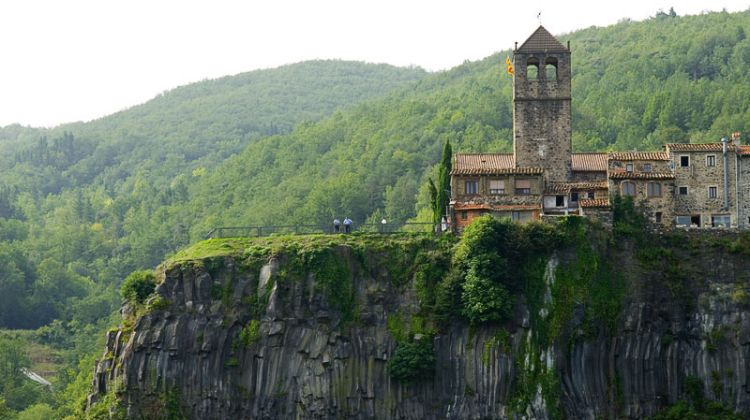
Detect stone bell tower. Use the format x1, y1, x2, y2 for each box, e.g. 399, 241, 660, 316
512, 26, 572, 181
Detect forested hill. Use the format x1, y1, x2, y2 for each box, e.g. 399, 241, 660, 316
4, 8, 750, 418
0, 60, 427, 193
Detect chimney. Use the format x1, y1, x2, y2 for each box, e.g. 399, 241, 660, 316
731, 131, 741, 146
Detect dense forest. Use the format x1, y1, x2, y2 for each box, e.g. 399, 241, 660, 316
2, 8, 750, 418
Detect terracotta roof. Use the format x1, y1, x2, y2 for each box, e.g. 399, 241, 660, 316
544, 184, 570, 194
608, 152, 669, 161
452, 154, 543, 175
609, 172, 675, 180
517, 26, 568, 53
739, 146, 750, 155
544, 181, 608, 194
452, 153, 513, 173
571, 153, 607, 171
567, 181, 609, 190
454, 203, 540, 211
579, 199, 610, 208
666, 143, 726, 152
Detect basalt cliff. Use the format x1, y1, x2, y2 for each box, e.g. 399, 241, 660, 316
88, 219, 750, 419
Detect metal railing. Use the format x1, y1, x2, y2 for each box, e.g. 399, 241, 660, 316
205, 222, 435, 239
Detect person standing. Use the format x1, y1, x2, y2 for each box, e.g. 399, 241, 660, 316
333, 218, 341, 233
343, 217, 352, 233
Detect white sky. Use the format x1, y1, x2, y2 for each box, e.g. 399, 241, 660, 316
1, 0, 748, 127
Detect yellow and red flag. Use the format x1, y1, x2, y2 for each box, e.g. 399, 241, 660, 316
505, 56, 514, 75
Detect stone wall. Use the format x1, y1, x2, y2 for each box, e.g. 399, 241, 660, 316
451, 174, 543, 205
609, 178, 675, 226
570, 171, 607, 183
738, 155, 750, 229
672, 151, 738, 227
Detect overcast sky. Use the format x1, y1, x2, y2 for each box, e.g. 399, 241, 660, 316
1, 0, 748, 128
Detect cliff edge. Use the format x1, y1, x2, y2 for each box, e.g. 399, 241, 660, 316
88, 219, 750, 419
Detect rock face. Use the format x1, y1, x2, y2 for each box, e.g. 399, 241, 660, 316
90, 236, 750, 419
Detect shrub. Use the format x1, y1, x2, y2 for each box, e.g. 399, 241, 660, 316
239, 320, 261, 347
461, 259, 512, 324
387, 339, 435, 383
148, 296, 170, 311
121, 270, 156, 305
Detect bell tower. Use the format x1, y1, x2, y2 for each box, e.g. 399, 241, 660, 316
512, 26, 572, 181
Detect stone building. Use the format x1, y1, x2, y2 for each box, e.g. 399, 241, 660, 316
450, 26, 750, 230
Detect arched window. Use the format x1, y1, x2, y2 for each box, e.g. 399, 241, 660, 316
622, 181, 636, 196
545, 57, 558, 80
526, 57, 539, 79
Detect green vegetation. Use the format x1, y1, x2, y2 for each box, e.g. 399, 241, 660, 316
238, 320, 261, 347
429, 140, 452, 226
651, 375, 742, 420
120, 270, 156, 305
387, 339, 436, 383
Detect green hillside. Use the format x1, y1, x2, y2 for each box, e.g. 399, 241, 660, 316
0, 60, 427, 192
4, 8, 750, 418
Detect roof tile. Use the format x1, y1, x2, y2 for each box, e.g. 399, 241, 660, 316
579, 199, 610, 208
452, 154, 543, 175
545, 181, 608, 194
453, 203, 540, 211
609, 152, 669, 161
571, 153, 607, 171
666, 143, 726, 152
517, 26, 568, 53
609, 172, 675, 180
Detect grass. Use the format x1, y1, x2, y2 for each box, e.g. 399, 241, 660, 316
167, 233, 434, 266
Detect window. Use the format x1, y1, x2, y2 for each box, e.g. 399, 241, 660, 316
675, 216, 692, 226
655, 212, 662, 223
489, 180, 505, 194
678, 186, 688, 195
712, 215, 731, 228
622, 181, 636, 196
691, 215, 701, 227
706, 155, 716, 167
512, 211, 533, 222
587, 192, 595, 199
626, 163, 634, 172
555, 196, 565, 207
571, 192, 579, 202
526, 57, 539, 79
680, 156, 690, 167
647, 182, 661, 197
465, 180, 478, 195
545, 57, 558, 80
708, 186, 717, 199
515, 180, 532, 195
460, 211, 468, 220
643, 163, 652, 172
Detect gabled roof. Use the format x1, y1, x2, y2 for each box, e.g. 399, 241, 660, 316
609, 152, 669, 161
579, 199, 610, 208
571, 153, 607, 172
517, 26, 568, 53
453, 203, 540, 211
545, 181, 609, 194
452, 154, 545, 175
666, 143, 726, 152
738, 145, 750, 155
609, 172, 675, 180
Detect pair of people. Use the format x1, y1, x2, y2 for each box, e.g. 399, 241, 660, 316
333, 217, 353, 233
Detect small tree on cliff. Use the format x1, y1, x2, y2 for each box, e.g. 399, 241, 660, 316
429, 139, 452, 227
